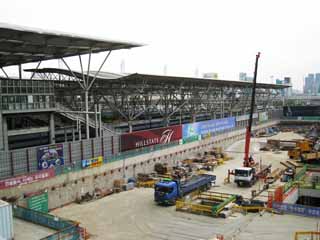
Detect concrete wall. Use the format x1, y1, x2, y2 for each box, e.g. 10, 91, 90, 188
0, 121, 278, 210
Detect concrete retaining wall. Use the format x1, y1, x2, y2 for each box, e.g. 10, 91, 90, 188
0, 121, 278, 210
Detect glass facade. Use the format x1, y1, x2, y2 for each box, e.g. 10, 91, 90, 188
0, 78, 55, 111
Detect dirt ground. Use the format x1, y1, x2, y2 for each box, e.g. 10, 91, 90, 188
14, 218, 55, 240
51, 131, 319, 240
212, 131, 304, 199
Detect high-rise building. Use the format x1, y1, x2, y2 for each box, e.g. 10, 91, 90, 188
303, 73, 320, 95
239, 72, 253, 82
283, 77, 292, 97
239, 72, 247, 81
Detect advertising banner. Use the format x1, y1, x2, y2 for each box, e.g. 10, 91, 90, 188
27, 192, 49, 213
81, 156, 103, 169
182, 117, 236, 139
37, 144, 64, 170
258, 112, 268, 122
0, 168, 55, 190
272, 202, 320, 218
121, 125, 182, 151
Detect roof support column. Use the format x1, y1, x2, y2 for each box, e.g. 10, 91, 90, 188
49, 112, 55, 144
85, 89, 90, 139
220, 89, 224, 118
2, 115, 8, 151
18, 64, 22, 79
0, 113, 3, 151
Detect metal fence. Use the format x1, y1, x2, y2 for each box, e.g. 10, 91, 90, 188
13, 205, 82, 240
0, 134, 119, 180
0, 111, 282, 180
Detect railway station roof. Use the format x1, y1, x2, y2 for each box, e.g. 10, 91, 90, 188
0, 23, 142, 67
26, 67, 289, 89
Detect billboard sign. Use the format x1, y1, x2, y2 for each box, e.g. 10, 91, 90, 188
182, 117, 236, 139
37, 144, 64, 170
27, 192, 49, 213
82, 156, 103, 169
121, 125, 182, 151
0, 168, 55, 190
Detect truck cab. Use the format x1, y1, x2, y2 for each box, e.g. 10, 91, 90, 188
154, 179, 180, 205
234, 167, 256, 187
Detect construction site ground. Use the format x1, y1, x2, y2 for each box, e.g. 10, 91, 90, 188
14, 218, 55, 240
51, 131, 319, 240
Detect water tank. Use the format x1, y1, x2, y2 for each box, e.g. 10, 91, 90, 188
0, 200, 14, 240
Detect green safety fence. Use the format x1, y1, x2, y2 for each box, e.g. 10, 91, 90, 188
40, 225, 81, 240
283, 166, 307, 193
13, 205, 75, 230
13, 205, 81, 240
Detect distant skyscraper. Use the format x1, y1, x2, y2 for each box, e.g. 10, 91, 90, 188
239, 72, 253, 82
163, 65, 167, 75
283, 77, 292, 97
239, 72, 247, 81
304, 73, 316, 95
194, 67, 199, 78
315, 73, 320, 95
120, 59, 125, 74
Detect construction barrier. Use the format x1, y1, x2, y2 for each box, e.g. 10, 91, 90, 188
176, 200, 213, 215
272, 202, 320, 218
294, 231, 320, 240
283, 166, 307, 193
136, 180, 156, 188
232, 205, 275, 215
13, 205, 83, 239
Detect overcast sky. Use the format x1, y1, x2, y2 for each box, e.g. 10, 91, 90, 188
1, 0, 320, 90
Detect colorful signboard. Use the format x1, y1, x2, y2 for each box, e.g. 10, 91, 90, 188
81, 156, 103, 169
37, 144, 64, 170
181, 135, 201, 144
0, 169, 55, 190
27, 192, 49, 213
121, 125, 182, 151
182, 117, 236, 139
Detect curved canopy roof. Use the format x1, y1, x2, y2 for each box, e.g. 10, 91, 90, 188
25, 67, 289, 89
0, 23, 143, 67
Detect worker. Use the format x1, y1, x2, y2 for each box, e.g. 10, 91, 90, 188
249, 155, 255, 165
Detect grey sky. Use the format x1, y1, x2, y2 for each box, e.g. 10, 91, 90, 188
1, 0, 319, 90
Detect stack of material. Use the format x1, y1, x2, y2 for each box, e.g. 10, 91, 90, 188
154, 163, 169, 175
137, 173, 153, 182
113, 179, 125, 193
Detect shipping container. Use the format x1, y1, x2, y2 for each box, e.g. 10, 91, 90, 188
0, 200, 14, 240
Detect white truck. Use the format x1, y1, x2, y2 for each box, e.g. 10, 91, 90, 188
234, 164, 271, 187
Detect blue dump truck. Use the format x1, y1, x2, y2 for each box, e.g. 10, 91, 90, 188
154, 174, 216, 205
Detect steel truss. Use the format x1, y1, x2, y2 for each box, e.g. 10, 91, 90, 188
36, 72, 284, 132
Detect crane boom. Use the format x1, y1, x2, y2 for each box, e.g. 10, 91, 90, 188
244, 52, 260, 167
